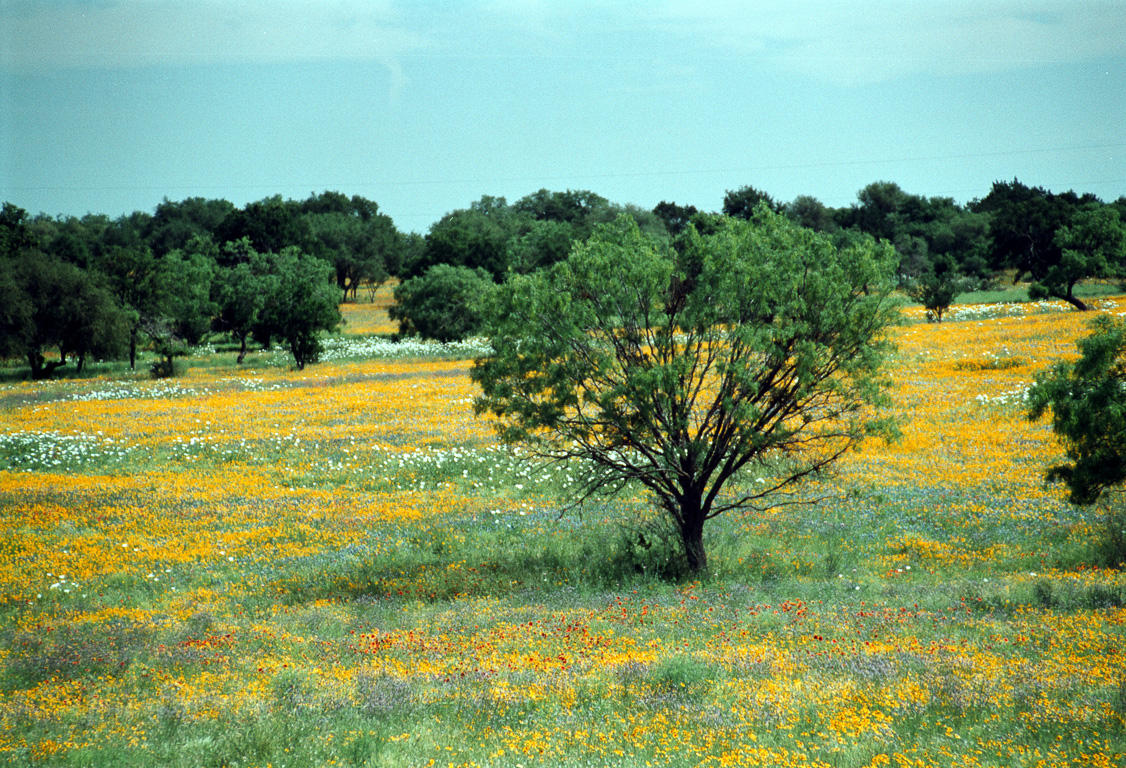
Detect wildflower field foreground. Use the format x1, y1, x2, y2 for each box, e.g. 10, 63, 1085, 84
2, 296, 1125, 768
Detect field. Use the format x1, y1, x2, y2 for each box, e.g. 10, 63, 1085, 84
2, 289, 1125, 767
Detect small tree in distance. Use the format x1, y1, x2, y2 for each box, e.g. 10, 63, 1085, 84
472, 208, 900, 574
906, 255, 964, 323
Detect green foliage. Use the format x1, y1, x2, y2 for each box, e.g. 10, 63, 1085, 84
256, 247, 342, 370
975, 179, 1119, 310
0, 253, 129, 378
415, 197, 515, 280
390, 264, 495, 343
1028, 315, 1126, 507
303, 192, 398, 301
212, 239, 270, 363
723, 184, 782, 218
1029, 315, 1126, 568
906, 255, 964, 322
473, 207, 900, 573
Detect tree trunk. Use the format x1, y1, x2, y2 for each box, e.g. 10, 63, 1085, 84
681, 520, 708, 574
1063, 284, 1090, 311
677, 491, 709, 574
129, 329, 137, 370
237, 334, 247, 364
28, 351, 66, 381
27, 351, 43, 380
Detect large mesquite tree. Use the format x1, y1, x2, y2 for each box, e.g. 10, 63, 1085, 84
472, 208, 900, 573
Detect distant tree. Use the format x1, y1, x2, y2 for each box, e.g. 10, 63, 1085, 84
784, 195, 837, 233
92, 235, 216, 375
1, 254, 128, 378
653, 201, 699, 237
504, 219, 574, 274
148, 197, 234, 256
722, 185, 782, 219
213, 265, 265, 363
513, 189, 610, 236
90, 244, 161, 369
0, 265, 31, 361
395, 232, 427, 282
143, 239, 217, 377
607, 203, 670, 243
973, 179, 1106, 309
390, 264, 494, 343
418, 199, 515, 280
300, 191, 401, 300
906, 254, 964, 322
307, 211, 394, 302
1028, 316, 1126, 566
255, 247, 341, 370
849, 181, 910, 243
216, 195, 310, 255
472, 209, 899, 574
0, 203, 38, 259
1034, 204, 1126, 309
839, 184, 991, 285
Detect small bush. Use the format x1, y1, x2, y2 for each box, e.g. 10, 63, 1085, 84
1094, 505, 1126, 570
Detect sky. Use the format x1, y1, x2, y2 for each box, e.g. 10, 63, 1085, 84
2, 0, 1125, 233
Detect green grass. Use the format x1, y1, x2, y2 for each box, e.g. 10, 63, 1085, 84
957, 279, 1123, 306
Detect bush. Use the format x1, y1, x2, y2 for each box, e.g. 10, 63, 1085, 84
390, 264, 494, 343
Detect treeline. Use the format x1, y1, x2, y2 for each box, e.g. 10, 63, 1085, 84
2, 180, 1125, 378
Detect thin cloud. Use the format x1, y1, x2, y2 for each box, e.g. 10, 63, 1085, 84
643, 1, 1126, 84
1, 0, 424, 102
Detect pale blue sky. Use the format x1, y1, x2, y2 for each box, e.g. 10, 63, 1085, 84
3, 1, 1125, 232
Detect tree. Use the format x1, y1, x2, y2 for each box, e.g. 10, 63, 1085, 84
784, 195, 837, 234
390, 264, 494, 343
513, 188, 610, 229
1036, 204, 1126, 309
148, 197, 234, 256
504, 219, 574, 275
212, 240, 270, 363
723, 185, 782, 219
416, 199, 515, 280
91, 235, 215, 375
973, 179, 1105, 309
1028, 315, 1126, 506
301, 192, 400, 301
1, 254, 128, 378
472, 208, 899, 573
255, 247, 341, 370
1, 202, 38, 259
653, 201, 699, 237
141, 241, 217, 377
216, 195, 310, 255
1027, 316, 1126, 567
906, 254, 963, 322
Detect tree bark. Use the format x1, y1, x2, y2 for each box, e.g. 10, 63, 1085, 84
1063, 285, 1090, 311
678, 490, 709, 574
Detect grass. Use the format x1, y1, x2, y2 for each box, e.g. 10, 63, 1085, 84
1, 295, 1125, 766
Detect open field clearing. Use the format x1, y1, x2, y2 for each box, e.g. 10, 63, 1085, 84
2, 296, 1125, 767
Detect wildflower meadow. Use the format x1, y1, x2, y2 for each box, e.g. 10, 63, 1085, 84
1, 289, 1125, 767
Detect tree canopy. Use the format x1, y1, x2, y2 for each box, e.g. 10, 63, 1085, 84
390, 264, 494, 343
973, 179, 1122, 310
472, 207, 900, 573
